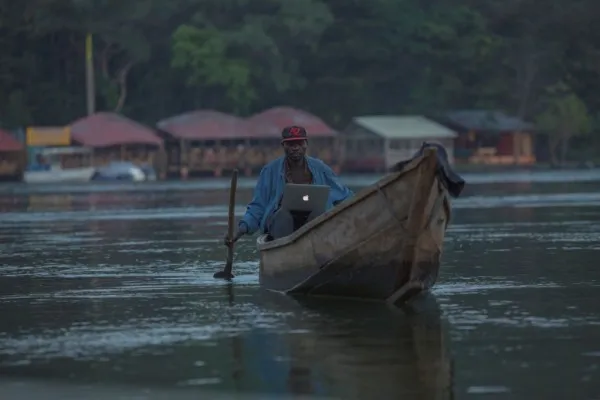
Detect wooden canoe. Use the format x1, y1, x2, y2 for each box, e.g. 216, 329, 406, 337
257, 146, 456, 305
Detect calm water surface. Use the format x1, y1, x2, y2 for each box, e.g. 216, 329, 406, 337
1, 171, 600, 399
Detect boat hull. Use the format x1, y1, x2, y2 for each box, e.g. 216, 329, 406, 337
24, 167, 96, 184
257, 147, 453, 305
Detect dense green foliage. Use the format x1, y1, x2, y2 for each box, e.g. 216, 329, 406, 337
1, 0, 599, 159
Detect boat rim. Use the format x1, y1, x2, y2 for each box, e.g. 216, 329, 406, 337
256, 148, 439, 251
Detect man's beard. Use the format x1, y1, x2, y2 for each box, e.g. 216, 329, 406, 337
287, 151, 303, 162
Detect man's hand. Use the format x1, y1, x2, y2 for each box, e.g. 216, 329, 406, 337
224, 224, 248, 248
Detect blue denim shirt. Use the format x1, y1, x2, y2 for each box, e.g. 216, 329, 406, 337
240, 156, 354, 234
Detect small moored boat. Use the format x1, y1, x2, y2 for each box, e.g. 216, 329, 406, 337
257, 143, 465, 305
24, 146, 95, 184
91, 161, 156, 182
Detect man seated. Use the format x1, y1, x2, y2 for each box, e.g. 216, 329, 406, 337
225, 126, 353, 246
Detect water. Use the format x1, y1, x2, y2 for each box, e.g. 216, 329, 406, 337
1, 171, 600, 399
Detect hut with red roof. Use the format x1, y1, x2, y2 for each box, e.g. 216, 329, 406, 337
246, 106, 341, 170
156, 107, 341, 178
157, 110, 260, 177
69, 112, 166, 176
0, 127, 25, 181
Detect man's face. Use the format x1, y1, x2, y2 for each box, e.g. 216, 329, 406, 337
282, 140, 307, 162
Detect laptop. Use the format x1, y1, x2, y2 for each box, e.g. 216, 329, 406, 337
280, 183, 330, 214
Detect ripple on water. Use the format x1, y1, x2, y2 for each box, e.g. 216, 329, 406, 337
0, 298, 304, 363
1, 177, 599, 398
2, 190, 600, 225
0, 206, 248, 223
455, 192, 600, 209
0, 323, 227, 360
467, 386, 511, 394
0, 259, 260, 280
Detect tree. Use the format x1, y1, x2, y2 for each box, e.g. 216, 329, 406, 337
536, 82, 592, 165
0, 0, 599, 154
172, 25, 255, 114
170, 0, 333, 114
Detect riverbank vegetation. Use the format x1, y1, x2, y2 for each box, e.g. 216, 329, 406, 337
1, 0, 599, 163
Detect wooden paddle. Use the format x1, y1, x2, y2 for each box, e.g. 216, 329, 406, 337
214, 169, 238, 280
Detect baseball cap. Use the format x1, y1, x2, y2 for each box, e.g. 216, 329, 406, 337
281, 126, 307, 142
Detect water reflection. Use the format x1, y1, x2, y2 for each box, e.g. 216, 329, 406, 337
0, 275, 453, 399
235, 292, 454, 399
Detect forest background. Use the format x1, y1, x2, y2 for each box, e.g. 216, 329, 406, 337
1, 0, 599, 163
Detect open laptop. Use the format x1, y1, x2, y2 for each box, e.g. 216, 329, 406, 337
280, 183, 330, 214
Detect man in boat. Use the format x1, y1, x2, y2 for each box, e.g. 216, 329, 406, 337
225, 125, 353, 245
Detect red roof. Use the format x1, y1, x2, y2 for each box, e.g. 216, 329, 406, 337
157, 110, 252, 140
246, 106, 337, 138
70, 112, 163, 147
0, 128, 23, 151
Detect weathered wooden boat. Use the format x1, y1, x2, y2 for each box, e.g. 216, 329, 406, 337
257, 144, 464, 305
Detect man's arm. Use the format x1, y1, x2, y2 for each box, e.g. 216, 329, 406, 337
239, 166, 270, 235
323, 165, 353, 205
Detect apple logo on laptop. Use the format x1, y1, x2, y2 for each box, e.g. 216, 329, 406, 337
302, 195, 309, 201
